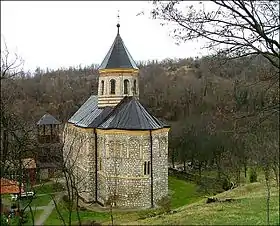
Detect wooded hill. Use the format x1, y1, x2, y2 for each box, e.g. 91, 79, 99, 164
1, 54, 279, 187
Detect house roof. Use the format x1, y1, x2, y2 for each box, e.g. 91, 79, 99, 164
0, 178, 24, 194
37, 113, 61, 125
68, 95, 169, 130
98, 24, 138, 70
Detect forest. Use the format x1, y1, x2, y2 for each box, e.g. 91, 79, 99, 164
1, 51, 279, 187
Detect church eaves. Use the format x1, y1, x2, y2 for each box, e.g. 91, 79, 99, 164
98, 24, 138, 71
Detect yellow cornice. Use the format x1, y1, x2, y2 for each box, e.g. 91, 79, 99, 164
96, 128, 170, 135
98, 68, 139, 74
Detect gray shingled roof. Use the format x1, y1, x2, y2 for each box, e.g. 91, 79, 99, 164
68, 95, 98, 125
68, 95, 113, 128
37, 113, 61, 125
98, 27, 138, 70
68, 96, 169, 130
97, 96, 169, 130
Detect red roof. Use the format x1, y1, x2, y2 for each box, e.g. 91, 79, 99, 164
0, 178, 24, 194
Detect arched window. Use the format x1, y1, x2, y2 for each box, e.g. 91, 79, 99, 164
110, 79, 116, 94
124, 79, 129, 95
101, 80, 104, 95
133, 79, 137, 94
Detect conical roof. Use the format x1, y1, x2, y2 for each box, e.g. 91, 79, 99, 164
37, 113, 61, 125
98, 24, 138, 70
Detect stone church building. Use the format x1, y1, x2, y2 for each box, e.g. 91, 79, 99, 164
63, 23, 170, 209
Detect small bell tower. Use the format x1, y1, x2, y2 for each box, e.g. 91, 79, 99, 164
97, 12, 139, 108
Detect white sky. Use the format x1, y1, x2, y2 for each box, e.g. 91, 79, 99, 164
1, 1, 209, 72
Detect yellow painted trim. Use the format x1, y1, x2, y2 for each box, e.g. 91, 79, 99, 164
98, 68, 139, 74
96, 128, 170, 135
96, 129, 149, 135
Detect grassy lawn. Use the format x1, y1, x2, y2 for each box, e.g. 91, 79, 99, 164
44, 176, 207, 225
8, 209, 44, 226
131, 181, 279, 225
44, 202, 110, 225
20, 194, 52, 208
169, 176, 206, 208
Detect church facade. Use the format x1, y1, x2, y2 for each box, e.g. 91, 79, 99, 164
63, 23, 170, 208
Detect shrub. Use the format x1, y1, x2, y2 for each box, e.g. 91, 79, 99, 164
222, 178, 231, 191
249, 170, 257, 183
53, 183, 64, 192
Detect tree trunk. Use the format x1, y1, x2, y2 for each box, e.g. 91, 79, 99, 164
264, 166, 270, 226
198, 161, 202, 179
244, 162, 247, 178
272, 163, 279, 187
171, 149, 175, 168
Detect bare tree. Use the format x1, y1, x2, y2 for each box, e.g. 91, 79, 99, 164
150, 1, 279, 69
1, 41, 38, 225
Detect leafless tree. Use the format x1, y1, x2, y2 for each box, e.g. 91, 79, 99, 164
150, 1, 279, 69
1, 41, 38, 225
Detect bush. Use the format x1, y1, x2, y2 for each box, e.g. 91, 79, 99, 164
53, 183, 64, 192
222, 178, 231, 191
249, 170, 258, 183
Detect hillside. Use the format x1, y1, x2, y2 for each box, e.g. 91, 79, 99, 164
124, 182, 279, 225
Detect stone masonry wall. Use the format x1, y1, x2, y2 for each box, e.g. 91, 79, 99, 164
98, 73, 139, 108
63, 123, 96, 202
96, 129, 169, 208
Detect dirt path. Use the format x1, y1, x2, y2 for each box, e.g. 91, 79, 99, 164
34, 193, 63, 226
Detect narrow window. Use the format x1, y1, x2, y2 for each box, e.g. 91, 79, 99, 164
133, 79, 137, 94
144, 161, 150, 175
144, 162, 147, 175
110, 79, 116, 94
124, 79, 129, 95
101, 80, 104, 95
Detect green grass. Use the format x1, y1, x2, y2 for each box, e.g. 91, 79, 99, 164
169, 176, 206, 208
44, 201, 110, 225
20, 194, 52, 208
8, 209, 44, 226
44, 176, 206, 225
130, 181, 279, 225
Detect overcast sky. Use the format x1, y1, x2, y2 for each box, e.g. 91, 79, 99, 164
1, 1, 209, 72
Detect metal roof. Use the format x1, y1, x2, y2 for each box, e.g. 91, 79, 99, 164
98, 26, 138, 70
97, 96, 169, 130
68, 96, 169, 130
37, 113, 61, 125
68, 95, 113, 128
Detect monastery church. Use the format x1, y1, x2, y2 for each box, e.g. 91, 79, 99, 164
63, 22, 170, 208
